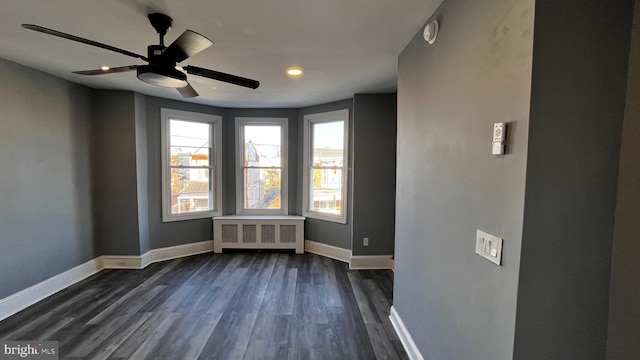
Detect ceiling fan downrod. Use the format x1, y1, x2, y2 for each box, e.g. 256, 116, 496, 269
147, 13, 173, 47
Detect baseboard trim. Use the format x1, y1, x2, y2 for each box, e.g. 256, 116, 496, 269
101, 255, 145, 269
304, 240, 351, 264
141, 251, 152, 268
0, 258, 103, 322
349, 255, 394, 270
101, 241, 216, 270
390, 306, 424, 360
150, 240, 214, 263
100, 255, 144, 269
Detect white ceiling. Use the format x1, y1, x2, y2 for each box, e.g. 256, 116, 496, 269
0, 0, 443, 108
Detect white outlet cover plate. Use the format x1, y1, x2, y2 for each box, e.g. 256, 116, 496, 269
475, 230, 503, 265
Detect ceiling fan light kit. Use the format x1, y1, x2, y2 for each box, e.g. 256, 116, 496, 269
286, 67, 303, 77
21, 13, 260, 98
137, 65, 187, 88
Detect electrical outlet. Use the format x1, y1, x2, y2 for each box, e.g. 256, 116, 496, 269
363, 237, 369, 246
475, 230, 502, 265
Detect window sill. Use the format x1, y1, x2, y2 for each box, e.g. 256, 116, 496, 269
163, 211, 221, 223
237, 209, 288, 216
302, 211, 347, 224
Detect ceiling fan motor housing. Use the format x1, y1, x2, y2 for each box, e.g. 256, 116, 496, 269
148, 44, 164, 59
138, 42, 187, 88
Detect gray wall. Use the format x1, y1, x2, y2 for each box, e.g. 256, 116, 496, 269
393, 0, 534, 358
223, 108, 299, 215
144, 96, 224, 249
92, 90, 141, 256
352, 93, 397, 256
134, 93, 150, 254
298, 99, 354, 249
607, 3, 640, 359
0, 59, 96, 298
513, 1, 633, 359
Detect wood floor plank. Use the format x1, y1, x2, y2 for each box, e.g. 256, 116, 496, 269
86, 312, 153, 360
109, 312, 170, 358
179, 312, 223, 359
348, 271, 381, 324
67, 313, 137, 357
362, 274, 409, 359
0, 288, 98, 340
36, 316, 76, 341
320, 256, 343, 307
332, 267, 378, 359
243, 255, 291, 359
199, 312, 258, 360
87, 279, 168, 325
211, 253, 248, 287
127, 312, 181, 360
279, 268, 298, 316
0, 252, 408, 360
366, 322, 409, 360
206, 267, 250, 315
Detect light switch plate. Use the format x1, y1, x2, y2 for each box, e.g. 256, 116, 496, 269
475, 230, 503, 265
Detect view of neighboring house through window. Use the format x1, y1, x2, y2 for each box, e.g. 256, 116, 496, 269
161, 109, 222, 222
303, 109, 349, 223
236, 118, 288, 214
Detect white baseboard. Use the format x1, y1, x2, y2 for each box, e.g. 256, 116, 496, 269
304, 240, 393, 270
101, 255, 146, 269
141, 251, 152, 268
0, 258, 103, 321
391, 258, 395, 272
100, 240, 216, 270
151, 240, 214, 263
349, 255, 394, 270
304, 240, 351, 264
390, 306, 424, 360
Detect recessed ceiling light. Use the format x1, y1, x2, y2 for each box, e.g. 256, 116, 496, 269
286, 67, 303, 77
101, 66, 110, 71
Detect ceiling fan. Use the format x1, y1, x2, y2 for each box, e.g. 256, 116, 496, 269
21, 13, 260, 98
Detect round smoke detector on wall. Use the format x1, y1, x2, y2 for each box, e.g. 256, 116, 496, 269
423, 20, 439, 44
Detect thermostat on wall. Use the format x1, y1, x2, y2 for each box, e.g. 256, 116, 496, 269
492, 122, 506, 155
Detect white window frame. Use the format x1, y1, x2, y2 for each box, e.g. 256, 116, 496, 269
302, 109, 349, 224
235, 117, 289, 215
161, 108, 223, 222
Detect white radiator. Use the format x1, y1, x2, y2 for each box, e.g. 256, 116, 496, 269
213, 215, 305, 254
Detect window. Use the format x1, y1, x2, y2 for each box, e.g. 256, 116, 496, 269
236, 118, 288, 215
161, 109, 222, 222
302, 109, 349, 223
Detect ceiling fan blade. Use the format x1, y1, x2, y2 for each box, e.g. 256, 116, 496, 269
162, 30, 213, 63
183, 65, 259, 89
22, 24, 148, 62
73, 65, 139, 75
176, 82, 199, 98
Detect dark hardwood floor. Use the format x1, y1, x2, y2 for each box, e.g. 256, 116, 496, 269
0, 252, 408, 360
